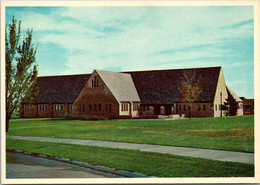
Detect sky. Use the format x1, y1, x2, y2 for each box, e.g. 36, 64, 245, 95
5, 6, 254, 98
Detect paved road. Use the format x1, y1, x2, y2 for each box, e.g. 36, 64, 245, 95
6, 152, 117, 178
7, 135, 254, 164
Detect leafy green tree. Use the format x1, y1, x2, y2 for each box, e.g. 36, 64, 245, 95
178, 70, 202, 119
5, 16, 38, 132
223, 93, 238, 116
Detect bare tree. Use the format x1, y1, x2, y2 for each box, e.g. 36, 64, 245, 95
178, 70, 202, 119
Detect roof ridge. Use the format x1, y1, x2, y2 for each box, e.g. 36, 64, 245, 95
123, 66, 222, 73
39, 66, 222, 77
38, 74, 91, 78
95, 69, 130, 76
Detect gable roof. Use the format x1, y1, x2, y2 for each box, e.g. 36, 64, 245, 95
125, 67, 221, 104
28, 66, 222, 105
226, 87, 242, 102
96, 70, 140, 102
240, 97, 254, 105
31, 74, 91, 104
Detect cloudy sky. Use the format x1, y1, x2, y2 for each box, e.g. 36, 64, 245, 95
5, 6, 254, 98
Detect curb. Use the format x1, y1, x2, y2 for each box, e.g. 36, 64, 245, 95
6, 149, 153, 178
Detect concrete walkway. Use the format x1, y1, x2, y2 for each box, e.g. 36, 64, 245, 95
7, 135, 254, 164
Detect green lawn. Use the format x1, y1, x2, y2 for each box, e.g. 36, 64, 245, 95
6, 139, 254, 177
7, 115, 254, 152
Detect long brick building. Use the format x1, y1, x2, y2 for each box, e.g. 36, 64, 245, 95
20, 66, 243, 119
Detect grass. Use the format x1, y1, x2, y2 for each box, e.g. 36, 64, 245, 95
7, 115, 254, 152
6, 139, 254, 177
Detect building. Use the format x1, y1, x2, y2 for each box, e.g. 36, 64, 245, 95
226, 87, 244, 116
240, 97, 254, 115
20, 66, 243, 119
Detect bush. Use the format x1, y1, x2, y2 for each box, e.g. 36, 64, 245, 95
11, 112, 20, 119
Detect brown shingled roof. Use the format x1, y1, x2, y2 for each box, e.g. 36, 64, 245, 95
33, 74, 91, 104
125, 67, 221, 104
28, 67, 221, 105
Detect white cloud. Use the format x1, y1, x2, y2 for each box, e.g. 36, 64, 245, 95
7, 6, 254, 98
12, 7, 254, 76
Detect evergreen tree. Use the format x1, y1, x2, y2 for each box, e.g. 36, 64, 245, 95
223, 93, 238, 116
5, 16, 38, 132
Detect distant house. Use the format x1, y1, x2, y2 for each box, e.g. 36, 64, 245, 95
240, 97, 254, 115
20, 66, 244, 119
226, 87, 244, 116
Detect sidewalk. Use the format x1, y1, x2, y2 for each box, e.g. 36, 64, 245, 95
7, 135, 254, 164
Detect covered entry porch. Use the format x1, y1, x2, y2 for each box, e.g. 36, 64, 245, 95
139, 104, 176, 116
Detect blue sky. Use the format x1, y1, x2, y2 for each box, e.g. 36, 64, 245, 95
6, 6, 254, 98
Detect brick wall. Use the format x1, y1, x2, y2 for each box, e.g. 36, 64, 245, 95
22, 104, 38, 118
72, 71, 120, 119
175, 102, 214, 117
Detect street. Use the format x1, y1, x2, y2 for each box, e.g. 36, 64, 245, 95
6, 152, 115, 178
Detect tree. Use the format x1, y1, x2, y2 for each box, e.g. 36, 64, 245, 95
5, 16, 38, 132
178, 70, 202, 119
223, 93, 238, 116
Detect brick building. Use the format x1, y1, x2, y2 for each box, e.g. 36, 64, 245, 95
240, 97, 254, 115
20, 66, 243, 119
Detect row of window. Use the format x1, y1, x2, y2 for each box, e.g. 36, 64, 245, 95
24, 104, 33, 112
91, 76, 99, 88
38, 104, 48, 112
78, 103, 139, 113
24, 104, 72, 112
79, 104, 112, 113
133, 103, 139, 111
122, 103, 140, 112
177, 104, 207, 112
53, 104, 64, 111
121, 103, 129, 112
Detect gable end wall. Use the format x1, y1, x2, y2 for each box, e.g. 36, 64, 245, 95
213, 68, 228, 117
72, 70, 119, 119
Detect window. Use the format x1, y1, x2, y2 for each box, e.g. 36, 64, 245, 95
215, 104, 217, 111
109, 104, 112, 112
81, 104, 84, 112
121, 103, 129, 111
53, 104, 64, 111
98, 104, 101, 112
91, 76, 98, 88
94, 104, 97, 112
203, 104, 206, 111
133, 103, 139, 111
179, 105, 182, 111
38, 104, 48, 112
69, 104, 72, 111
24, 104, 33, 112
89, 104, 92, 112
198, 105, 201, 111
183, 105, 186, 111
